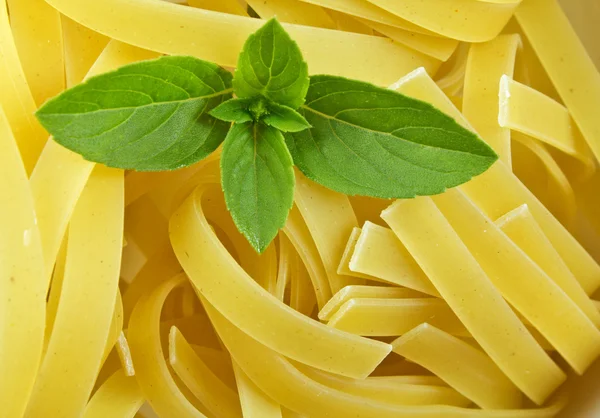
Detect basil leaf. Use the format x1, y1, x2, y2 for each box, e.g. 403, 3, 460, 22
233, 18, 309, 109
263, 102, 311, 133
210, 98, 253, 124
285, 75, 498, 199
221, 122, 295, 253
36, 56, 233, 171
211, 96, 310, 132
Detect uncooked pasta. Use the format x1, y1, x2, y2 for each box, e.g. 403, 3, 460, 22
1, 1, 600, 417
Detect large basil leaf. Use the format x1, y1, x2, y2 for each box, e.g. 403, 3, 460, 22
221, 122, 295, 253
285, 75, 498, 199
36, 55, 233, 171
233, 18, 309, 109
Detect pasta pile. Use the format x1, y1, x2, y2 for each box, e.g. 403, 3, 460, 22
2, 0, 600, 417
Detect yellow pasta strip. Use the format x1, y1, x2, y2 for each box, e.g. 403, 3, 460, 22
122, 246, 182, 322
121, 238, 148, 284
337, 227, 375, 281
299, 0, 438, 35
160, 313, 222, 352
294, 172, 363, 293
328, 298, 469, 337
26, 165, 124, 418
30, 41, 158, 280
191, 346, 236, 389
62, 15, 110, 87
188, 0, 248, 15
434, 188, 600, 375
6, 0, 64, 105
364, 0, 521, 42
206, 299, 568, 417
501, 18, 560, 102
289, 256, 317, 316
369, 375, 446, 386
435, 42, 469, 96
495, 204, 600, 327
125, 196, 170, 256
463, 34, 520, 166
511, 133, 577, 229
350, 221, 440, 296
170, 185, 391, 379
195, 183, 279, 293
83, 369, 145, 418
116, 332, 136, 377
181, 283, 197, 317
128, 275, 207, 418
148, 164, 219, 217
319, 285, 427, 321
102, 291, 125, 365
295, 362, 471, 407
0, 108, 46, 418
392, 324, 522, 410
233, 362, 283, 418
391, 67, 600, 296
45, 0, 440, 86
125, 160, 212, 210
282, 408, 306, 418
381, 197, 565, 405
169, 327, 242, 418
0, 0, 48, 173
515, 0, 600, 164
358, 19, 459, 61
44, 236, 68, 350
246, 0, 336, 29
160, 155, 222, 216
348, 195, 391, 226
275, 235, 293, 301
499, 76, 595, 176
324, 9, 374, 35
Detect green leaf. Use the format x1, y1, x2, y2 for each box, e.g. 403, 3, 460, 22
285, 75, 498, 199
263, 102, 311, 132
210, 98, 253, 124
221, 122, 295, 253
36, 55, 233, 171
211, 96, 310, 132
233, 18, 309, 109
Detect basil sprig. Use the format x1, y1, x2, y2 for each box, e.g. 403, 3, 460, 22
36, 18, 497, 253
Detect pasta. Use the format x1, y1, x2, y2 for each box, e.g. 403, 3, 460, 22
510, 133, 577, 229
82, 369, 144, 418
0, 108, 46, 418
515, 0, 600, 162
392, 324, 522, 410
463, 34, 520, 165
381, 197, 565, 405
43, 0, 441, 86
498, 76, 595, 177
0, 0, 48, 173
349, 221, 441, 295
6, 0, 64, 105
3, 0, 600, 417
495, 204, 600, 327
318, 285, 427, 321
170, 183, 391, 379
327, 297, 469, 337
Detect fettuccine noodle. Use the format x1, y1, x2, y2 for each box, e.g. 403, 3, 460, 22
2, 1, 600, 417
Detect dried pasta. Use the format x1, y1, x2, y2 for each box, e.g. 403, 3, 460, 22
2, 1, 600, 417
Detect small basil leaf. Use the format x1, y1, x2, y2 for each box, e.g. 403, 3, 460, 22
263, 102, 311, 132
285, 75, 498, 199
36, 55, 233, 171
221, 122, 295, 253
210, 98, 253, 123
233, 18, 309, 109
